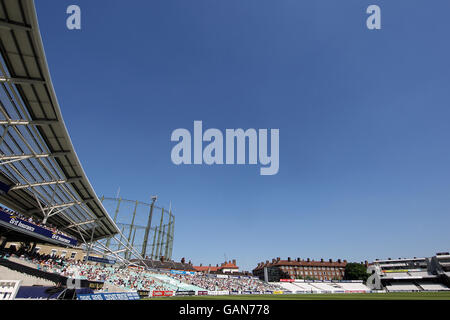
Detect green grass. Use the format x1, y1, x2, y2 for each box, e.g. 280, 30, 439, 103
145, 292, 450, 300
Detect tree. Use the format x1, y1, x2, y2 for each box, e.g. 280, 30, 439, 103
344, 263, 368, 281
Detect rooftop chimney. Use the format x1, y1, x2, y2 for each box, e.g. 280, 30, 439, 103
307, 258, 310, 262
232, 259, 236, 265
321, 258, 324, 262
288, 257, 291, 262
329, 259, 332, 263
297, 258, 300, 262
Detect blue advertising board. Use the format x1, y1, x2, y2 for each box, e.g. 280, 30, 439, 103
86, 256, 116, 265
77, 292, 141, 300
170, 270, 195, 275
0, 210, 78, 246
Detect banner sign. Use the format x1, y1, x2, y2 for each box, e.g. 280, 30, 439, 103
280, 279, 294, 282
170, 270, 195, 275
152, 291, 174, 297
207, 291, 229, 296
282, 290, 293, 294
197, 291, 208, 296
175, 290, 195, 296
77, 292, 140, 300
251, 291, 262, 295
86, 256, 116, 265
137, 290, 150, 298
242, 291, 252, 295
273, 291, 284, 295
0, 210, 78, 246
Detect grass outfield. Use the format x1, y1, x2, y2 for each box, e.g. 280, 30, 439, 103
146, 292, 450, 300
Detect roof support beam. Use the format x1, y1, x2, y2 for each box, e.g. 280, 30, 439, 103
0, 76, 45, 85
11, 177, 83, 190
0, 152, 70, 165
64, 217, 107, 230
0, 152, 70, 160
0, 120, 58, 126
27, 198, 94, 215
0, 20, 32, 32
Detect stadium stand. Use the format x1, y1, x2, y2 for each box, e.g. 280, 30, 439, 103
367, 253, 450, 292
0, 0, 146, 269
418, 283, 450, 291
1, 242, 281, 296
385, 283, 421, 292
169, 273, 280, 292
276, 280, 371, 293
0, 265, 55, 286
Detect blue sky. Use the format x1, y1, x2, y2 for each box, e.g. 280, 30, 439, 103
35, 0, 450, 271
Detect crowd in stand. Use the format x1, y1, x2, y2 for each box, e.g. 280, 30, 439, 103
170, 273, 281, 292
1, 245, 280, 293
0, 206, 72, 238
1, 245, 173, 292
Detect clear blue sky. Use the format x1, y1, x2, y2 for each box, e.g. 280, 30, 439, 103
35, 0, 450, 271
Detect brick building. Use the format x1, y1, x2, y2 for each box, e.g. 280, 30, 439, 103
253, 257, 347, 282
194, 259, 239, 274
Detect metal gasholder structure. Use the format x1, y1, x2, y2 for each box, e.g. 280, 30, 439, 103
100, 197, 175, 261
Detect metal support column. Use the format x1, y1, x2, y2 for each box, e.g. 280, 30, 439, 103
105, 197, 121, 250
85, 226, 96, 263
141, 196, 156, 258
155, 207, 164, 260
151, 227, 158, 260
168, 216, 175, 260
164, 210, 172, 259
126, 200, 138, 259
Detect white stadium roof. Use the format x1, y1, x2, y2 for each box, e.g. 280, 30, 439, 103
0, 0, 119, 242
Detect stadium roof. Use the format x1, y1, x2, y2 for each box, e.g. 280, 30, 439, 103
0, 0, 119, 242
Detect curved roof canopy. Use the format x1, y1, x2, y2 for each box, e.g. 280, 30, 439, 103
0, 0, 119, 242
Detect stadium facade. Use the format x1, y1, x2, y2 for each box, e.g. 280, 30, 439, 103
0, 0, 147, 265
253, 257, 347, 282
367, 252, 450, 292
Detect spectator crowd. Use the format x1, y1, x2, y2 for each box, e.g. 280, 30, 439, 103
1, 244, 280, 294
170, 273, 280, 292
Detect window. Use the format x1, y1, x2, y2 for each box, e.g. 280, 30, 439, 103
51, 249, 57, 256
70, 252, 77, 259
61, 251, 67, 258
